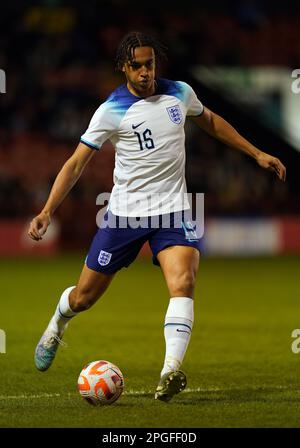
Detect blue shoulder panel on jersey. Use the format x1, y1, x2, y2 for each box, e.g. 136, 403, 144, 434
155, 78, 188, 104
105, 84, 142, 119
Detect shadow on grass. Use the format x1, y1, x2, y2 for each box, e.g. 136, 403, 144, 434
177, 387, 300, 406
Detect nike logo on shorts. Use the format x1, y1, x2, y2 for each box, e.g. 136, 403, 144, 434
132, 121, 146, 129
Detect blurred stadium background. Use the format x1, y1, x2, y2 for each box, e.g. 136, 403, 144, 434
1, 0, 300, 428
0, 0, 300, 255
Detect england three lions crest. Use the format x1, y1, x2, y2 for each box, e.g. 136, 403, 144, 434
167, 105, 183, 124
98, 250, 112, 266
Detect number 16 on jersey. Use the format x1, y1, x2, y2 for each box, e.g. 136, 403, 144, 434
134, 129, 155, 150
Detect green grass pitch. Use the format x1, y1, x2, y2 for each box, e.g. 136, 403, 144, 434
0, 254, 299, 427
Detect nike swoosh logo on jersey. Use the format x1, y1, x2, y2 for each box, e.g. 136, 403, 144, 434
176, 329, 191, 335
132, 121, 146, 129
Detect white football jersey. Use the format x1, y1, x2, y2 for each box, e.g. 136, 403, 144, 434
81, 78, 204, 217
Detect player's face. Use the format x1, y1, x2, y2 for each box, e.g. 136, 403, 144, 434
123, 46, 156, 97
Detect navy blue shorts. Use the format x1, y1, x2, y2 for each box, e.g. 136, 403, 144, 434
85, 210, 202, 275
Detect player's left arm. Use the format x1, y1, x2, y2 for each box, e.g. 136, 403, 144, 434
191, 107, 286, 181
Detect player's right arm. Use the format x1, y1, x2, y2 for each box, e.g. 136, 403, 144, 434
28, 142, 95, 241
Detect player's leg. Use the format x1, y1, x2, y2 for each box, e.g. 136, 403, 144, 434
34, 265, 114, 371
49, 264, 114, 330
155, 245, 200, 401
35, 209, 151, 371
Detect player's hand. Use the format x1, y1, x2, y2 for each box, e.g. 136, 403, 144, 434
28, 212, 51, 241
256, 152, 286, 181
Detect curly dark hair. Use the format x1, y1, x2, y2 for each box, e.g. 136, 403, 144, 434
115, 31, 168, 71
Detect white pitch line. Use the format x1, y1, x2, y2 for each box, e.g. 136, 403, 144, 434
0, 393, 61, 400
0, 385, 291, 400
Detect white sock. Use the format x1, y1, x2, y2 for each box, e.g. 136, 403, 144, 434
161, 297, 194, 377
47, 286, 77, 335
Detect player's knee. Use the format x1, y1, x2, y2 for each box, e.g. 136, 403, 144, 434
168, 271, 196, 297
70, 287, 99, 312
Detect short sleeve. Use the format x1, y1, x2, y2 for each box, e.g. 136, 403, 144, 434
177, 81, 204, 117
80, 103, 117, 150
